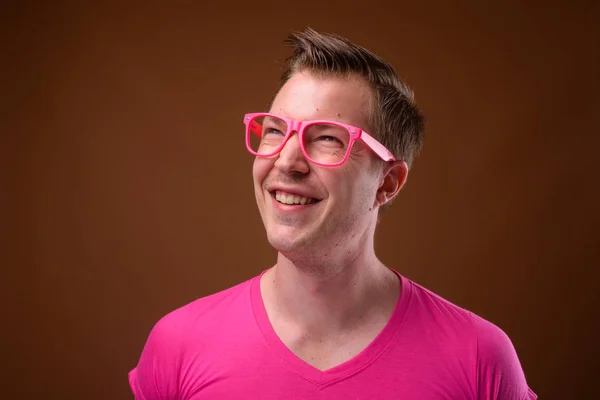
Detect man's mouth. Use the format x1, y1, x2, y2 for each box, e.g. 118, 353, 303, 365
272, 190, 320, 205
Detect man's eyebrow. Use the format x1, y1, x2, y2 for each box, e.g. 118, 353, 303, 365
309, 123, 344, 130
264, 116, 286, 126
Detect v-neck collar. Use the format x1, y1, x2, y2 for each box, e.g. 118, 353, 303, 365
250, 269, 412, 388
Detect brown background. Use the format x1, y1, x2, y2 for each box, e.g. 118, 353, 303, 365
2, 1, 599, 399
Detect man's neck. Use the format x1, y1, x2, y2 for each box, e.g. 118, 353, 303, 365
260, 249, 400, 342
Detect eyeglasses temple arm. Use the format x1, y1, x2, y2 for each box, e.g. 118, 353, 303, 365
249, 120, 262, 138
360, 132, 396, 162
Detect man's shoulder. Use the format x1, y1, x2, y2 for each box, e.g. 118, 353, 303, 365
402, 275, 537, 398
403, 275, 508, 342
129, 274, 265, 399
149, 274, 259, 339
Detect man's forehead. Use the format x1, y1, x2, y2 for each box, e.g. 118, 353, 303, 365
270, 72, 372, 124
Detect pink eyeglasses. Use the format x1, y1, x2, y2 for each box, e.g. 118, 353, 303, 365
243, 113, 395, 167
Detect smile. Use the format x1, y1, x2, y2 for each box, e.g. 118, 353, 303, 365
273, 190, 320, 205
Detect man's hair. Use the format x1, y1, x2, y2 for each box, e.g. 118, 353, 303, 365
277, 27, 425, 169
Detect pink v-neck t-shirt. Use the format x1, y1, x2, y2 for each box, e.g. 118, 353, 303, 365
129, 271, 537, 399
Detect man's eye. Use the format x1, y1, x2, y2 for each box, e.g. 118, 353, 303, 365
264, 128, 284, 135
318, 135, 342, 143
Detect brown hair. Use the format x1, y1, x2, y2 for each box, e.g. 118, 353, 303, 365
276, 27, 425, 168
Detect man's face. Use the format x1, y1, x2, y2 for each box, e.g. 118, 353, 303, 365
252, 71, 385, 256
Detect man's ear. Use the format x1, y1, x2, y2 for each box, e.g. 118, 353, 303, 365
375, 160, 408, 207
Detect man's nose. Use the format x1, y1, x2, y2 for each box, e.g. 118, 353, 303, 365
273, 132, 310, 174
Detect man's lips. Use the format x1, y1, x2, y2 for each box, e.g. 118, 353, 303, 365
269, 189, 322, 205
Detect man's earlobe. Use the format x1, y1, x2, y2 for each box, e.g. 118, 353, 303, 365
376, 160, 408, 207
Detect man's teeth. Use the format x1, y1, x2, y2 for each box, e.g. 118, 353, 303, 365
275, 191, 316, 205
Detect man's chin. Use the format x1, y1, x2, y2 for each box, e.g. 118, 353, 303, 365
266, 230, 310, 254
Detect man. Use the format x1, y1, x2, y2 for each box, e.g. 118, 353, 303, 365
129, 28, 537, 399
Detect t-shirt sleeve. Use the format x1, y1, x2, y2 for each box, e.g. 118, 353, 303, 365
474, 316, 537, 400
129, 312, 184, 400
